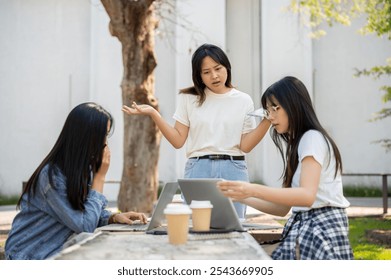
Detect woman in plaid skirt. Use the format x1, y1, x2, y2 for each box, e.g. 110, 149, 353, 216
218, 76, 353, 260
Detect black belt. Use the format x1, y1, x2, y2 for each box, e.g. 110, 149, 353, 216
191, 154, 245, 160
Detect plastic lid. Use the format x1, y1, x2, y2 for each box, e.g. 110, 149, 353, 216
189, 200, 213, 209
172, 194, 184, 203
164, 203, 192, 215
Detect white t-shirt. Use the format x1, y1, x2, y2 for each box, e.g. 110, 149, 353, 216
292, 130, 350, 211
173, 88, 256, 158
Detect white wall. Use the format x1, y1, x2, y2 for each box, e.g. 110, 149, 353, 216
313, 18, 391, 186
0, 0, 91, 196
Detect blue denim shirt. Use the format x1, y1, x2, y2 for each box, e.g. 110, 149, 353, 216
5, 164, 111, 260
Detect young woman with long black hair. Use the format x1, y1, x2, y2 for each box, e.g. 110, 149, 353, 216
218, 76, 353, 260
5, 102, 147, 260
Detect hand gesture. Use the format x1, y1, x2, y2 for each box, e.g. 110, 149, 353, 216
92, 145, 111, 193
122, 102, 156, 116
217, 181, 253, 201
96, 145, 110, 177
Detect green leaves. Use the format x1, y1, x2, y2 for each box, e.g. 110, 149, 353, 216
290, 0, 391, 39
360, 0, 391, 39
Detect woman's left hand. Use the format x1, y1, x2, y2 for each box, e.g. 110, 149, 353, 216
113, 211, 148, 225
217, 181, 253, 200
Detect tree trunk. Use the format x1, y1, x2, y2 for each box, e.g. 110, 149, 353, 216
101, 0, 160, 213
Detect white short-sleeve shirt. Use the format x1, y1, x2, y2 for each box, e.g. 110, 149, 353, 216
292, 130, 350, 211
173, 88, 256, 158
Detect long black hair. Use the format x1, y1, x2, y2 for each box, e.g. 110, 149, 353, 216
180, 43, 233, 105
261, 76, 342, 188
18, 102, 113, 210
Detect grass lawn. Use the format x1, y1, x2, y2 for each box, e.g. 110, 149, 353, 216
349, 216, 391, 260
274, 215, 391, 260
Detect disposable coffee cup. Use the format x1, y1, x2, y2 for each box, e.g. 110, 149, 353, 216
172, 194, 185, 204
163, 203, 192, 245
189, 200, 213, 231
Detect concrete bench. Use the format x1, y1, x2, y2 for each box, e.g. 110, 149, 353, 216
343, 173, 390, 214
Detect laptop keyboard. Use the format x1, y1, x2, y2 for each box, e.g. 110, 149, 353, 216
97, 223, 148, 232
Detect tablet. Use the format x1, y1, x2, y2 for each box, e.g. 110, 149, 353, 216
178, 178, 245, 232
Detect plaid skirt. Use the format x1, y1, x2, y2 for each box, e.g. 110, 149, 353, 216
271, 207, 354, 260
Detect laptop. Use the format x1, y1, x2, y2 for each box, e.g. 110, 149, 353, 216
97, 182, 178, 233
178, 178, 282, 232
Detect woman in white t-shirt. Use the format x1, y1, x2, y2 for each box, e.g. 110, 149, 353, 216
217, 76, 353, 259
122, 44, 271, 219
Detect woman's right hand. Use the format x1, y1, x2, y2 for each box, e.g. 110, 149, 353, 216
123, 101, 189, 149
92, 145, 110, 193
97, 145, 110, 176
111, 211, 148, 225
217, 180, 254, 201
122, 102, 156, 116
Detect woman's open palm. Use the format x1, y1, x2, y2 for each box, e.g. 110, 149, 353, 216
122, 102, 155, 116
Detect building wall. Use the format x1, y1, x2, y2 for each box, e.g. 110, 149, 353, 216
0, 0, 92, 196
312, 18, 391, 186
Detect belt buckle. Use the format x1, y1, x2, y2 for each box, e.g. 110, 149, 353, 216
209, 155, 221, 160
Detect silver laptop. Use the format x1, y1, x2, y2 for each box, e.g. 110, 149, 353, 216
98, 182, 178, 233
178, 178, 282, 232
